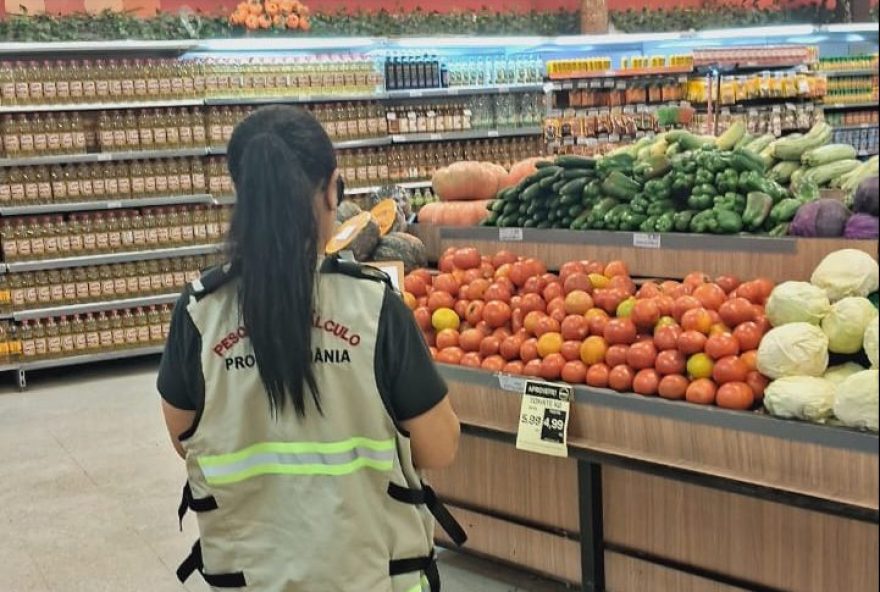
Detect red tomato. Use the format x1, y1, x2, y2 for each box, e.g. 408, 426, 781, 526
733, 322, 763, 351
660, 280, 686, 299
685, 378, 717, 405
654, 295, 676, 318
492, 250, 518, 268
540, 353, 566, 380
609, 274, 636, 296
655, 350, 686, 375
586, 309, 610, 336
704, 333, 740, 360
436, 347, 464, 365
693, 283, 726, 311
735, 281, 764, 305
542, 282, 565, 304
752, 278, 775, 301
481, 355, 505, 372
427, 291, 455, 313
605, 344, 629, 368
658, 374, 689, 399
483, 301, 512, 329
683, 271, 710, 290
525, 258, 547, 277
604, 318, 637, 345
520, 338, 539, 362
508, 262, 530, 287
563, 272, 593, 295
631, 299, 661, 330
716, 382, 755, 410
561, 340, 583, 362
500, 335, 525, 360
719, 297, 755, 328
466, 278, 490, 301
436, 329, 460, 350
608, 365, 635, 392
740, 349, 758, 371
561, 361, 588, 384
404, 275, 428, 297
438, 254, 455, 273
459, 329, 484, 352
522, 275, 548, 296
502, 360, 525, 375
452, 249, 480, 271
672, 295, 702, 322
460, 352, 482, 368
586, 363, 611, 388
714, 275, 741, 294
484, 282, 512, 303
745, 371, 769, 401
561, 315, 590, 341
523, 359, 543, 376
604, 260, 629, 278
414, 307, 432, 331
637, 281, 661, 299
479, 336, 501, 358
654, 325, 682, 351
677, 330, 708, 355
713, 356, 749, 384
633, 369, 660, 396
626, 341, 657, 370
559, 261, 586, 284
519, 293, 547, 315
454, 299, 470, 320
534, 316, 561, 338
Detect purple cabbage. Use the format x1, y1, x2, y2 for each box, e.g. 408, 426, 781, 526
853, 176, 879, 217
844, 213, 880, 239
789, 198, 851, 237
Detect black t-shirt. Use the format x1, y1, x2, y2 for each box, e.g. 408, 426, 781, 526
157, 281, 447, 425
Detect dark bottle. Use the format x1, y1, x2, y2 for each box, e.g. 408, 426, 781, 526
416, 55, 427, 89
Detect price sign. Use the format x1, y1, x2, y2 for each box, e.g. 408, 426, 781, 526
516, 380, 572, 457
633, 232, 662, 249
409, 90, 424, 98
498, 227, 523, 242
487, 130, 500, 138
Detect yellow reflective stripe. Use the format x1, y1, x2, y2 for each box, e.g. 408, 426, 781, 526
404, 575, 430, 592
203, 456, 395, 485
198, 437, 396, 468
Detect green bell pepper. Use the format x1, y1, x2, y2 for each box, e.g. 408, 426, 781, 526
742, 192, 774, 230
768, 222, 790, 237
713, 192, 746, 214
655, 211, 676, 233
769, 198, 801, 224
695, 168, 715, 185
647, 199, 677, 217
640, 215, 659, 233
715, 168, 740, 194
620, 210, 647, 231
604, 204, 628, 230
689, 210, 717, 233
687, 192, 714, 210
674, 210, 697, 232
714, 209, 743, 234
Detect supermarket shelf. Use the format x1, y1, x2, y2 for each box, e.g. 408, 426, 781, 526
344, 180, 432, 195
548, 66, 693, 82
0, 98, 203, 114
833, 123, 880, 131
17, 345, 164, 372
13, 293, 178, 321
212, 195, 236, 205
3, 243, 222, 273
0, 40, 197, 56
439, 364, 879, 454
693, 97, 820, 111
391, 127, 542, 144
208, 136, 392, 155
822, 101, 880, 110
385, 83, 546, 99
818, 68, 879, 77
0, 147, 208, 169
397, 180, 433, 190
0, 193, 214, 216
205, 91, 384, 106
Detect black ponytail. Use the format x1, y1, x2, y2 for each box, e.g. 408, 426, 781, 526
226, 106, 336, 416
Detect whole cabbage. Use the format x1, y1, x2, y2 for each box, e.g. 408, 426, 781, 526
833, 370, 879, 431
823, 362, 866, 384
821, 297, 877, 354
844, 213, 879, 239
764, 376, 836, 423
865, 315, 879, 368
757, 322, 829, 379
811, 249, 880, 302
789, 198, 851, 237
765, 281, 830, 326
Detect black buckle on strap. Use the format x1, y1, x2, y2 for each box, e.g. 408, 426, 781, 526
177, 540, 247, 588
388, 482, 468, 547
177, 482, 219, 531
389, 551, 440, 592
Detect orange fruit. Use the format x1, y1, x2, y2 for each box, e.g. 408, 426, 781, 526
580, 336, 608, 365
588, 273, 610, 289
537, 332, 564, 358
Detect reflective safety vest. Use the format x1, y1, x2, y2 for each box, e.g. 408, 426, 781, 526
175, 257, 466, 591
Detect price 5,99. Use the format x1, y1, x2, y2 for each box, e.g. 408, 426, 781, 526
521, 413, 542, 426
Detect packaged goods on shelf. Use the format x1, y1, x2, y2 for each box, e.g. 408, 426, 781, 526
96, 108, 207, 152
199, 55, 382, 98
685, 72, 825, 104
692, 45, 818, 68
693, 104, 823, 138
0, 112, 88, 157
824, 109, 879, 127
0, 253, 221, 314
443, 57, 545, 88
832, 127, 879, 157
824, 73, 879, 105
0, 205, 229, 263
546, 54, 693, 79
816, 54, 879, 73
0, 304, 173, 363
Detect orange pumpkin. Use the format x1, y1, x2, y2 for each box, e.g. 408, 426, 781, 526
299, 15, 310, 29
431, 161, 500, 201
500, 157, 544, 189
418, 201, 491, 226
286, 13, 300, 28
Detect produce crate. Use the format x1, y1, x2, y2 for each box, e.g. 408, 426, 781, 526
421, 226, 878, 282
426, 365, 879, 592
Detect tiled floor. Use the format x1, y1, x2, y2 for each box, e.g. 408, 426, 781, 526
0, 359, 571, 592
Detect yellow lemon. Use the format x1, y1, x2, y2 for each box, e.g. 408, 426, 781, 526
687, 353, 715, 380
431, 307, 460, 332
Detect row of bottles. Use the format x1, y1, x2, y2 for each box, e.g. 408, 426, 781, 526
0, 158, 210, 206
386, 93, 545, 134
385, 56, 546, 90
0, 305, 173, 363
0, 254, 221, 313
200, 55, 383, 97
0, 59, 203, 106
96, 108, 207, 151
310, 102, 388, 140
0, 113, 88, 157
0, 205, 230, 262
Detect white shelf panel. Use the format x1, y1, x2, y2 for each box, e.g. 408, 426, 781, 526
13, 293, 179, 321
18, 345, 164, 372
4, 243, 222, 273
0, 147, 208, 169
0, 99, 203, 114
0, 194, 214, 216
391, 127, 542, 144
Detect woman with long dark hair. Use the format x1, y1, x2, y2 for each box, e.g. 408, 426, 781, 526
158, 105, 462, 591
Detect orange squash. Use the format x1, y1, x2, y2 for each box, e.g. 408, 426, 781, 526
431, 161, 500, 201
417, 200, 491, 226
501, 157, 544, 189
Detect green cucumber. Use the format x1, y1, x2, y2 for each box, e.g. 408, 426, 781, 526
555, 155, 597, 169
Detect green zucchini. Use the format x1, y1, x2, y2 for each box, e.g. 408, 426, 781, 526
561, 168, 595, 179
555, 155, 597, 169
520, 182, 544, 202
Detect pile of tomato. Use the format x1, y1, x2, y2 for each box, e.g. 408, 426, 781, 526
403, 247, 776, 411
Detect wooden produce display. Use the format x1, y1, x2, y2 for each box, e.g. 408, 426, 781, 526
414, 226, 878, 283
425, 366, 879, 592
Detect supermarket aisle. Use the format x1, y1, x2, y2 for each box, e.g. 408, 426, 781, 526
0, 360, 569, 592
